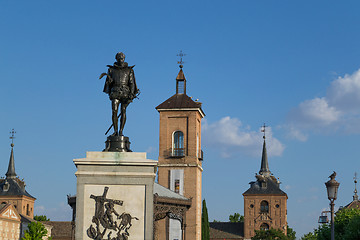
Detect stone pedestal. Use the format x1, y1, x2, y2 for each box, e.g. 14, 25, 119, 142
73, 152, 157, 240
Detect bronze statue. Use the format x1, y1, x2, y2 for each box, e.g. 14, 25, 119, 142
100, 52, 139, 137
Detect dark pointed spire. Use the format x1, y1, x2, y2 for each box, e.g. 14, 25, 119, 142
259, 124, 271, 177
354, 172, 358, 201
6, 129, 17, 179
6, 143, 17, 179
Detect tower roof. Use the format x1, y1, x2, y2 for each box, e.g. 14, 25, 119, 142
0, 178, 35, 199
259, 138, 271, 177
156, 94, 203, 110
176, 68, 185, 81
243, 177, 287, 196
0, 141, 35, 199
243, 130, 287, 197
5, 145, 16, 179
156, 67, 205, 117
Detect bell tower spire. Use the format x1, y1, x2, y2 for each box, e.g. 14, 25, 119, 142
259, 124, 270, 177
6, 129, 17, 179
176, 50, 186, 94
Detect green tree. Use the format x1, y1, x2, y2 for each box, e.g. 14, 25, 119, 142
34, 215, 50, 221
201, 199, 210, 240
334, 208, 360, 238
251, 228, 288, 240
301, 208, 360, 240
300, 232, 317, 240
343, 214, 360, 240
229, 213, 244, 222
22, 221, 51, 240
286, 225, 296, 240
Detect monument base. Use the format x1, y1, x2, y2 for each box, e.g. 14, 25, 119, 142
104, 135, 131, 152
74, 152, 157, 240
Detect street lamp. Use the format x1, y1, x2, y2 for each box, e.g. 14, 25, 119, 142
325, 171, 340, 240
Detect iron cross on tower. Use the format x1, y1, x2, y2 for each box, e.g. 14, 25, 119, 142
261, 123, 267, 139
9, 128, 16, 147
177, 50, 186, 68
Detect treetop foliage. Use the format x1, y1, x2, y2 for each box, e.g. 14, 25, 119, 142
22, 221, 52, 240
202, 199, 210, 240
301, 208, 360, 240
229, 212, 244, 223
34, 215, 50, 221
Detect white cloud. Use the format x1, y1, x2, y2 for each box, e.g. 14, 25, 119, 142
298, 98, 340, 125
328, 69, 360, 112
289, 97, 340, 128
285, 125, 308, 142
287, 68, 360, 138
203, 117, 285, 158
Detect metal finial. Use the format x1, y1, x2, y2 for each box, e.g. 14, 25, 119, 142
177, 50, 186, 68
9, 128, 16, 147
261, 123, 267, 139
354, 172, 358, 201
355, 172, 358, 184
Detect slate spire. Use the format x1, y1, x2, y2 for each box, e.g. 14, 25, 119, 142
259, 125, 271, 177
6, 143, 17, 179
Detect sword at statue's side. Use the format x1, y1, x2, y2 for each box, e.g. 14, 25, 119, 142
104, 113, 120, 135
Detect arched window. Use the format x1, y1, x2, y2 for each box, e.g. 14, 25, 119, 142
260, 223, 269, 231
1, 202, 6, 205
26, 204, 30, 216
173, 131, 184, 156
260, 200, 269, 213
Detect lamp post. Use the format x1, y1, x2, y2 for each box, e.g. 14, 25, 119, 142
325, 171, 340, 240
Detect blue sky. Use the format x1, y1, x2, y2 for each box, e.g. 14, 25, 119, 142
1, 0, 360, 237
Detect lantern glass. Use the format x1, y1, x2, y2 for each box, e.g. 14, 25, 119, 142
325, 180, 340, 201
318, 215, 328, 224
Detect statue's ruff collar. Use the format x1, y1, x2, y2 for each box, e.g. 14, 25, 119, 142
107, 62, 135, 69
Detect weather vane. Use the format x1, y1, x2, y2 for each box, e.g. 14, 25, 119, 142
177, 50, 186, 68
354, 172, 358, 200
9, 128, 16, 146
354, 172, 358, 185
261, 123, 267, 139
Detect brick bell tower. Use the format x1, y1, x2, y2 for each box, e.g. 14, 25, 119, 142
156, 61, 205, 240
243, 126, 287, 239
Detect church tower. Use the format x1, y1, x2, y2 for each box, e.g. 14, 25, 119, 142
243, 128, 287, 239
156, 63, 205, 240
0, 131, 36, 218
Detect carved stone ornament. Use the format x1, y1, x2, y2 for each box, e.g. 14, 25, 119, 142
254, 212, 272, 224
87, 186, 139, 240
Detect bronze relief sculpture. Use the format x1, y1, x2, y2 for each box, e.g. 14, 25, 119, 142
87, 187, 139, 240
